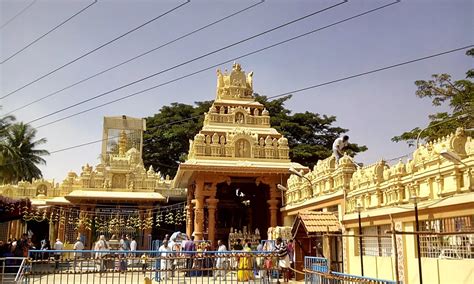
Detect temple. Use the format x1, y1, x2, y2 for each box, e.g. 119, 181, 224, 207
0, 63, 472, 283
0, 116, 184, 249
282, 127, 473, 283
173, 62, 307, 245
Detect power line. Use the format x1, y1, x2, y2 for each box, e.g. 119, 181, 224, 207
263, 45, 473, 101
5, 0, 265, 116
31, 0, 406, 129
6, 45, 471, 168
0, 0, 98, 64
23, 0, 349, 124
0, 0, 38, 30
0, 116, 200, 168
0, 0, 190, 100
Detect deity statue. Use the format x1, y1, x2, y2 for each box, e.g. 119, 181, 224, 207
233, 62, 242, 72
118, 130, 127, 157
246, 71, 253, 90
253, 108, 259, 116
236, 112, 244, 124
216, 69, 224, 89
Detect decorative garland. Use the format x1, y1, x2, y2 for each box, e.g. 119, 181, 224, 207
19, 202, 187, 234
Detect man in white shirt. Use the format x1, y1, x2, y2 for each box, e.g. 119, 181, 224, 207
332, 135, 349, 163
73, 237, 84, 271
158, 240, 172, 280
54, 239, 64, 269
74, 238, 84, 255
214, 240, 227, 279
129, 236, 138, 265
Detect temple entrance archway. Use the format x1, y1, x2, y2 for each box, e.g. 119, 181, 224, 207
215, 179, 269, 243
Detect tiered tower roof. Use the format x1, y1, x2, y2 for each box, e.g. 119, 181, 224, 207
174, 63, 307, 187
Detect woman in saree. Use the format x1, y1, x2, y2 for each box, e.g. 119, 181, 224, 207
237, 241, 254, 282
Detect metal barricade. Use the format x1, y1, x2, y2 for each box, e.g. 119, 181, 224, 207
304, 256, 398, 284
24, 249, 286, 283
0, 257, 27, 284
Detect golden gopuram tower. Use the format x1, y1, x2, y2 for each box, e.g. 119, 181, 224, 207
173, 63, 307, 245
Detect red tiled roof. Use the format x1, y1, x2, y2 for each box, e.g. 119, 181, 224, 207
292, 211, 341, 236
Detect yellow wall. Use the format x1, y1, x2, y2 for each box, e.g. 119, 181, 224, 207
345, 228, 395, 280
346, 222, 474, 284
437, 259, 474, 284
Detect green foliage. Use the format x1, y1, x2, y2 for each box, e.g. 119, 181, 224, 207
0, 122, 49, 184
143, 101, 212, 177
392, 48, 474, 145
143, 96, 366, 176
254, 94, 367, 168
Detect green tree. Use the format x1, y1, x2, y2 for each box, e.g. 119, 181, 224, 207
255, 94, 367, 167
143, 96, 366, 176
0, 108, 15, 137
0, 122, 49, 183
392, 48, 474, 145
143, 101, 212, 177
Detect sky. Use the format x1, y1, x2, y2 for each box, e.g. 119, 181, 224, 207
0, 0, 473, 182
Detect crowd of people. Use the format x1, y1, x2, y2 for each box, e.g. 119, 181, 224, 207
1, 233, 296, 282
0, 234, 39, 258
155, 234, 295, 283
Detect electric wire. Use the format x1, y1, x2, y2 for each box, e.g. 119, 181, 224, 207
5, 0, 265, 116
2, 45, 471, 169
0, 0, 38, 30
22, 0, 349, 124
0, 0, 190, 99
40, 4, 474, 133
0, 0, 98, 64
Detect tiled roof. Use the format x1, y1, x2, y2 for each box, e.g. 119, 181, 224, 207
292, 211, 341, 235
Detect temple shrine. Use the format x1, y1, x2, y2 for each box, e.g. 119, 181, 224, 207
173, 62, 307, 245
0, 116, 184, 248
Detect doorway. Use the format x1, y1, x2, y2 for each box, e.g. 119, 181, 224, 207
27, 220, 49, 248
215, 179, 270, 242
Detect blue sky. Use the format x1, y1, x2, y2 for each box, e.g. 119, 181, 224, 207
1, 0, 473, 180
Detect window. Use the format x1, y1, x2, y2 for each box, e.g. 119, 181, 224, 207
358, 225, 392, 257
419, 215, 473, 259
65, 210, 79, 244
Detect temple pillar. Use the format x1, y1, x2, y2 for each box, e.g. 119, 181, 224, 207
267, 183, 280, 228
267, 199, 279, 228
193, 180, 205, 240
186, 184, 194, 238
206, 198, 218, 247
186, 203, 194, 238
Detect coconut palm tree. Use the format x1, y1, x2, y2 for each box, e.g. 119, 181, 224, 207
0, 122, 49, 184
0, 110, 15, 137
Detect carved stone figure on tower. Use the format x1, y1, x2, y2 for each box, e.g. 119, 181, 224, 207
118, 130, 127, 157
217, 69, 224, 89
246, 71, 253, 90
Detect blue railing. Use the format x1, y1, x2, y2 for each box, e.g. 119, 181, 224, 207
24, 249, 283, 283
304, 256, 398, 284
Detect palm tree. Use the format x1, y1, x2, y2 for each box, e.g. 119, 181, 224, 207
0, 109, 15, 137
0, 122, 49, 184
